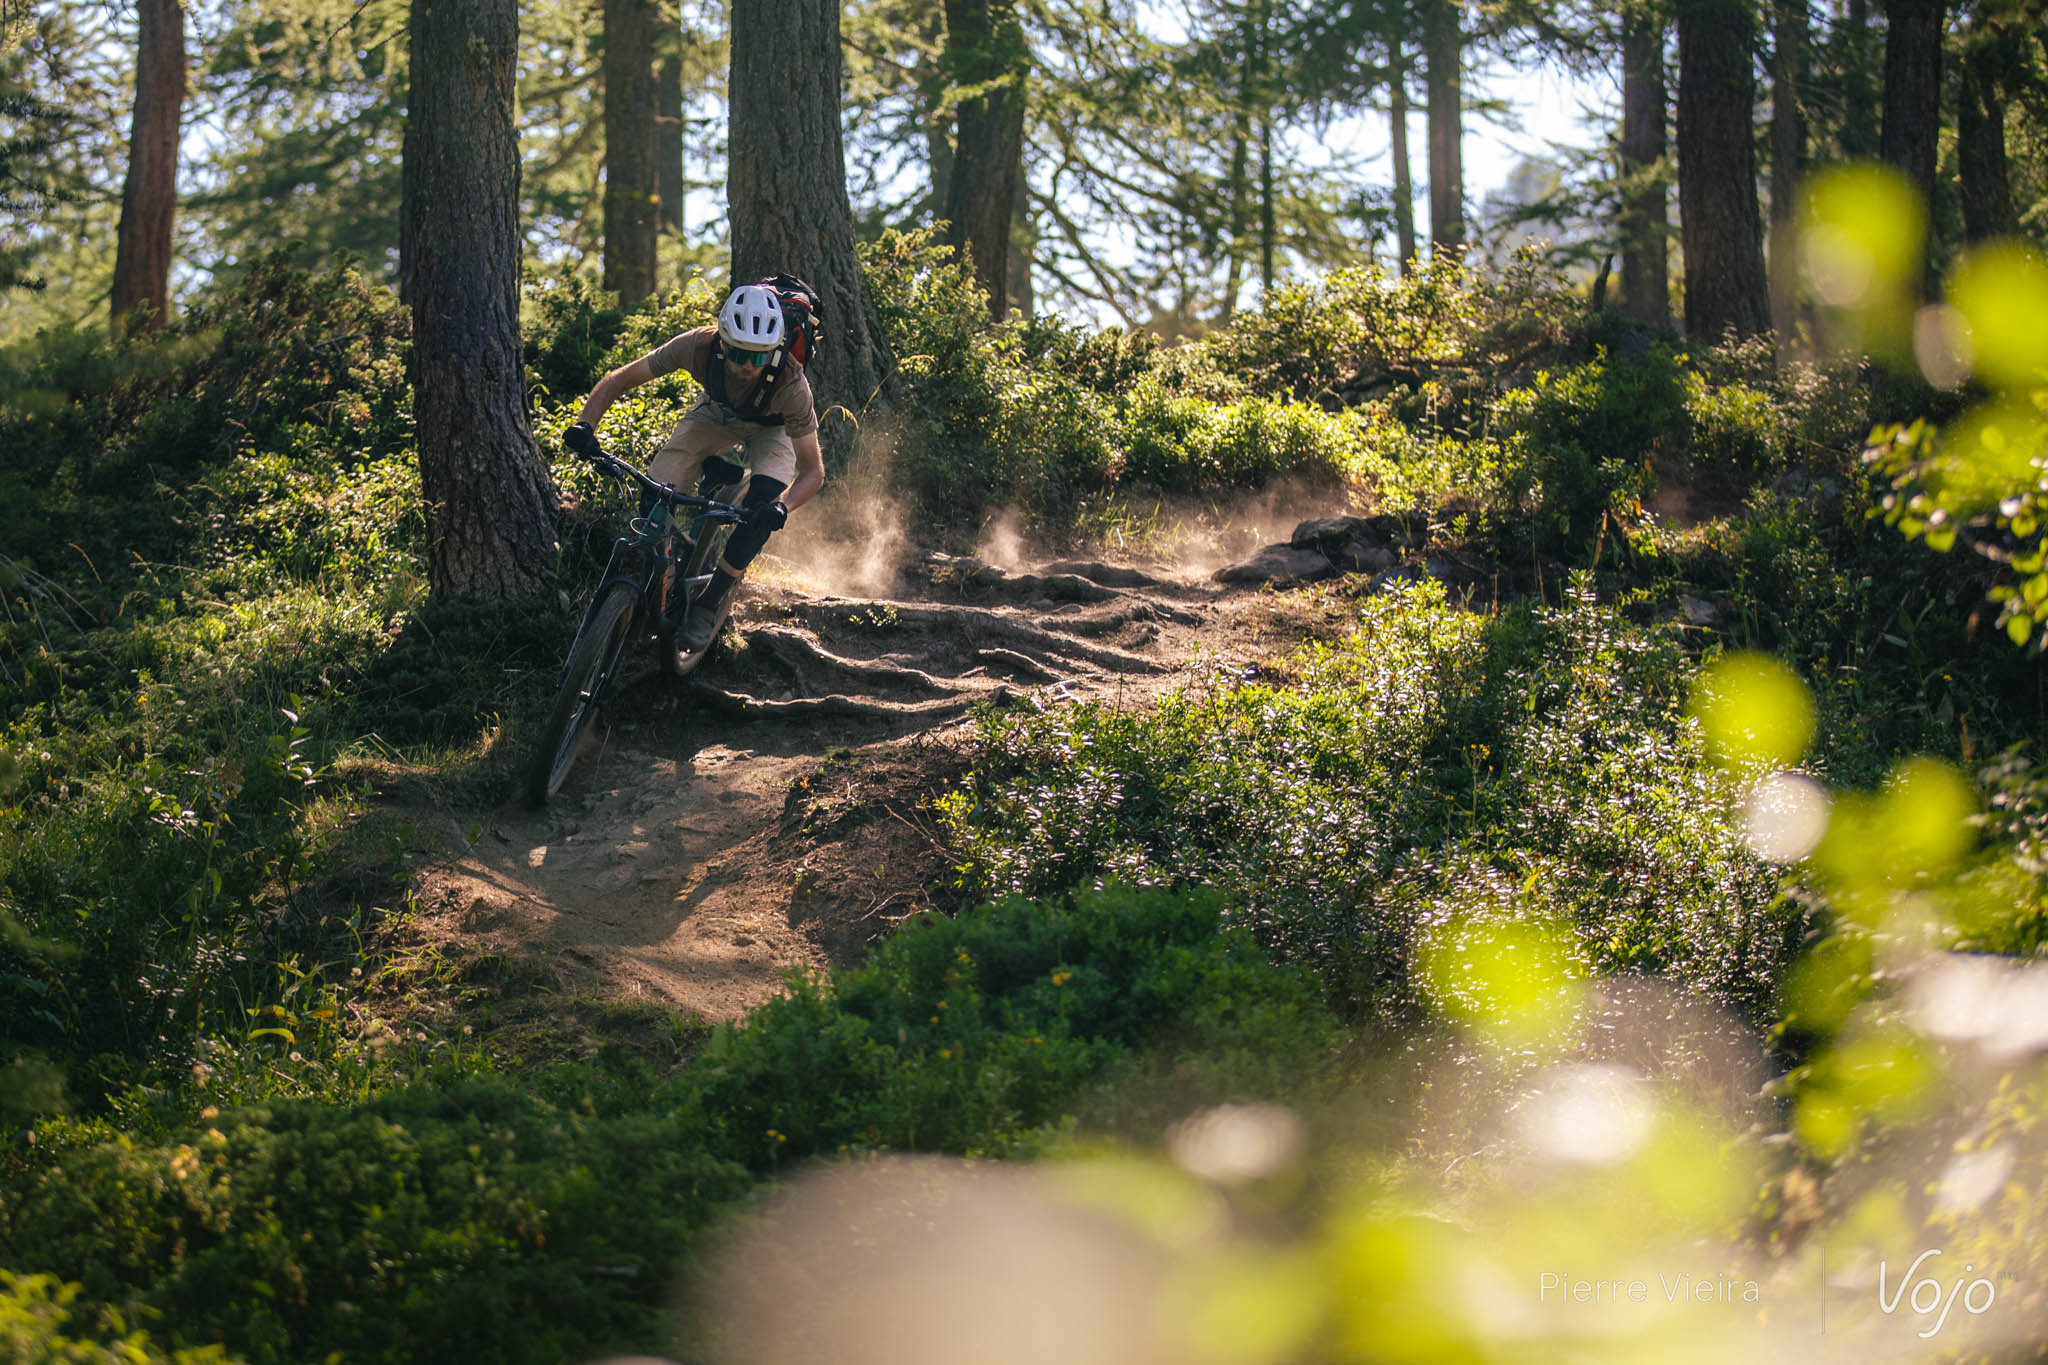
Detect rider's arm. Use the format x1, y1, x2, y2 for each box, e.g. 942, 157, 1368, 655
782, 430, 825, 512
576, 355, 656, 428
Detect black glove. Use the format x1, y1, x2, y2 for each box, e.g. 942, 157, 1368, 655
564, 421, 600, 459
749, 500, 789, 533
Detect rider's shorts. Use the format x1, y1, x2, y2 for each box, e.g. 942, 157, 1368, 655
645, 399, 798, 491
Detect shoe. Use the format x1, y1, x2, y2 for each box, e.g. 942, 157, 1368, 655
678, 572, 738, 651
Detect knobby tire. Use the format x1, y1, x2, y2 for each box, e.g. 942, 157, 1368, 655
526, 581, 637, 805
661, 492, 741, 677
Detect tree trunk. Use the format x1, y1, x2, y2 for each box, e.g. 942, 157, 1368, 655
1389, 33, 1417, 276
1770, 0, 1808, 346
1957, 36, 2017, 241
1620, 12, 1669, 329
658, 44, 685, 235
1879, 0, 1945, 221
1010, 166, 1034, 317
1676, 0, 1771, 339
942, 0, 1029, 319
1423, 0, 1464, 254
603, 0, 660, 306
110, 0, 185, 333
1837, 0, 1879, 158
1222, 132, 1246, 314
729, 0, 896, 419
404, 0, 559, 600
1260, 111, 1275, 292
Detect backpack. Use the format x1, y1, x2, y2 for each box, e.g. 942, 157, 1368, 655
705, 273, 823, 423
758, 273, 822, 369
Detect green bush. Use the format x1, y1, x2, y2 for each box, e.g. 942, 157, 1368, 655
4, 1078, 752, 1365
691, 884, 1336, 1167
941, 580, 1796, 1020
521, 269, 629, 407
0, 1272, 237, 1363
8, 885, 1336, 1363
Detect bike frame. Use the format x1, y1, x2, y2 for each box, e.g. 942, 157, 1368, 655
555, 452, 745, 695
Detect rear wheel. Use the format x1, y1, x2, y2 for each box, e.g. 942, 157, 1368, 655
526, 582, 637, 806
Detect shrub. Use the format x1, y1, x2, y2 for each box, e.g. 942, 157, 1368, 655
5, 1079, 751, 1365
0, 1272, 236, 1363
1491, 348, 1689, 546
941, 580, 1797, 1020
521, 269, 629, 406
690, 884, 1336, 1167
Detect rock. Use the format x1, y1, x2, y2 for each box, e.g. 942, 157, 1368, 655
1289, 515, 1409, 573
1214, 545, 1336, 585
1679, 594, 1722, 626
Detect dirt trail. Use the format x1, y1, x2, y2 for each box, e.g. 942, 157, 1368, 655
409, 550, 1333, 1026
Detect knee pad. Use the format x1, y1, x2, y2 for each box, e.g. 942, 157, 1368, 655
696, 455, 747, 496
720, 476, 789, 571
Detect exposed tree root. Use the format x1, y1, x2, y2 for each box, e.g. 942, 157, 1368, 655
911, 552, 1120, 604
746, 626, 953, 694
975, 647, 1065, 682
793, 598, 1167, 675
684, 682, 976, 723
1038, 559, 1174, 590
1033, 599, 1203, 635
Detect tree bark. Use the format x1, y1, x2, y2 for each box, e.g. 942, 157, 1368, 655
1010, 161, 1035, 317
403, 0, 559, 600
1676, 0, 1771, 339
1837, 0, 1879, 158
1769, 0, 1808, 346
729, 0, 896, 419
1957, 29, 2015, 241
658, 45, 685, 235
1423, 0, 1464, 255
1389, 32, 1417, 276
603, 0, 660, 306
111, 0, 185, 333
942, 0, 1029, 319
1620, 12, 1670, 329
1879, 0, 1945, 221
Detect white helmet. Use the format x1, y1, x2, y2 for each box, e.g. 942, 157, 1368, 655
718, 285, 785, 351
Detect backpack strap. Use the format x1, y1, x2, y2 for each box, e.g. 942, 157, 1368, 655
704, 335, 789, 425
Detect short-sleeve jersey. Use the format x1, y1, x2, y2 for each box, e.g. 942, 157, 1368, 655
643, 326, 818, 438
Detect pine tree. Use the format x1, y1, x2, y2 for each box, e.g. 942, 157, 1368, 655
941, 0, 1029, 317
728, 0, 895, 418
402, 0, 559, 600
110, 0, 184, 332
602, 0, 660, 305
1676, 0, 1770, 338
1620, 3, 1670, 329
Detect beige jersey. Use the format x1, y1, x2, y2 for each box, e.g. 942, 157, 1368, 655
643, 326, 819, 438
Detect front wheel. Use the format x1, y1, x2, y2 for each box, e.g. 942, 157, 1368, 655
526, 582, 638, 806
659, 506, 739, 678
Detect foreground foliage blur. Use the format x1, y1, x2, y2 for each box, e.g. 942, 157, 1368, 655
3, 244, 2048, 1360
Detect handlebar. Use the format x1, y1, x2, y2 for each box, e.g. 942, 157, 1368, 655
577, 441, 747, 525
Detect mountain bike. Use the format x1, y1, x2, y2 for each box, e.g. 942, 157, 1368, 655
524, 440, 748, 806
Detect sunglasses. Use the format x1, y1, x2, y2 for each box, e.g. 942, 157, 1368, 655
730, 347, 773, 368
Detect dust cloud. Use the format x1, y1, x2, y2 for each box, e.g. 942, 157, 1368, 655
1110, 475, 1356, 579
975, 506, 1027, 571
758, 422, 912, 599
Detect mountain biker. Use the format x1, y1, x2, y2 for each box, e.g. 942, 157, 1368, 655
564, 282, 824, 650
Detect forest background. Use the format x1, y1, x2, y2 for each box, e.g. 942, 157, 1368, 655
9, 0, 2048, 1362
